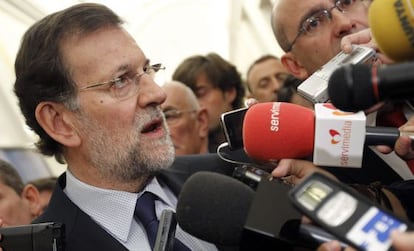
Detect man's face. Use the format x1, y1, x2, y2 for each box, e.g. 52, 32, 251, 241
193, 72, 235, 131
0, 183, 32, 226
161, 84, 208, 155
277, 0, 370, 75
247, 58, 289, 102
61, 27, 174, 182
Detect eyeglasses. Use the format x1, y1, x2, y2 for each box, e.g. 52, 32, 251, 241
79, 63, 165, 100
286, 0, 366, 52
163, 109, 197, 125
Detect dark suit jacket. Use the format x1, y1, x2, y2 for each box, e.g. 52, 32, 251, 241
33, 153, 237, 251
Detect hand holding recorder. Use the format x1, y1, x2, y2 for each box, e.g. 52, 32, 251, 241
317, 231, 414, 251
289, 172, 413, 251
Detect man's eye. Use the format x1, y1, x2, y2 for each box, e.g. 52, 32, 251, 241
163, 110, 179, 120
305, 17, 322, 32
112, 76, 130, 89
340, 0, 353, 6
259, 80, 270, 89
195, 87, 208, 97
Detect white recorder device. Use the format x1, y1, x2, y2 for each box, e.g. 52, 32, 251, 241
297, 45, 376, 103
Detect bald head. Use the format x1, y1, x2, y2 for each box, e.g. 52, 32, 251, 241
161, 81, 209, 155
271, 0, 294, 52
162, 81, 200, 111
272, 0, 371, 78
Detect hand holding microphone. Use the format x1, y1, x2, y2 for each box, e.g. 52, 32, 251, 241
271, 159, 338, 186
330, 0, 414, 114
376, 116, 414, 162
341, 0, 414, 63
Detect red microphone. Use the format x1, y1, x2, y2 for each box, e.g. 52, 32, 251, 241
242, 102, 315, 162
242, 102, 412, 167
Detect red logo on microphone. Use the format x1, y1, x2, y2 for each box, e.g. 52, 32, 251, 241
329, 129, 341, 144
323, 103, 354, 116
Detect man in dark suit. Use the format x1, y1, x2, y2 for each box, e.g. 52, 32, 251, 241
33, 154, 236, 251
13, 3, 235, 251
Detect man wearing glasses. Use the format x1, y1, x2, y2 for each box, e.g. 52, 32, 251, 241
161, 81, 210, 156
270, 0, 409, 184
172, 53, 246, 154
273, 0, 374, 76
12, 3, 225, 251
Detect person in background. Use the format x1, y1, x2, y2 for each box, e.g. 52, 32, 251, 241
13, 3, 222, 250
28, 176, 57, 213
270, 0, 407, 185
0, 159, 41, 226
272, 0, 375, 78
277, 74, 313, 109
161, 80, 209, 155
172, 52, 245, 153
245, 54, 289, 103
270, 0, 414, 249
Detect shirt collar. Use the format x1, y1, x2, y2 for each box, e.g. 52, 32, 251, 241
64, 170, 174, 242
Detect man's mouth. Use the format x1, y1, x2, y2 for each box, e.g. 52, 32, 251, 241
141, 119, 162, 133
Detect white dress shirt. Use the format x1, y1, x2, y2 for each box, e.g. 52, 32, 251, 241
64, 169, 218, 251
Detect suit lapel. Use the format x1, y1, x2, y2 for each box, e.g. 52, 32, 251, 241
33, 174, 128, 251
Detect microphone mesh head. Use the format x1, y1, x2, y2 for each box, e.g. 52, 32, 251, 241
328, 64, 376, 112
369, 0, 414, 61
176, 172, 254, 245
243, 102, 315, 162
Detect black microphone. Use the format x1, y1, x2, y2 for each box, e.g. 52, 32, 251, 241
176, 171, 344, 250
176, 172, 254, 246
365, 126, 414, 146
328, 62, 414, 112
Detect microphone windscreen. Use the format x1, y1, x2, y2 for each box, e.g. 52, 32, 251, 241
369, 0, 414, 61
176, 172, 255, 245
328, 64, 376, 112
243, 102, 315, 162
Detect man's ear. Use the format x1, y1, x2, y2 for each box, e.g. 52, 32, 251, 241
196, 108, 209, 138
35, 101, 81, 147
281, 53, 309, 79
22, 184, 42, 218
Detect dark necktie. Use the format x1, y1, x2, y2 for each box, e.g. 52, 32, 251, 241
134, 192, 191, 251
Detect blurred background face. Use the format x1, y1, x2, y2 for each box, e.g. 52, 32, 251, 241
276, 0, 371, 75
193, 72, 236, 131
0, 182, 33, 226
161, 81, 209, 155
247, 58, 289, 102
